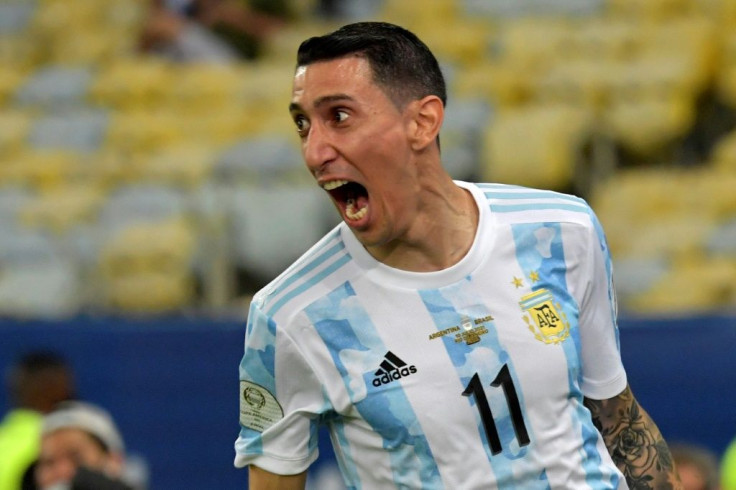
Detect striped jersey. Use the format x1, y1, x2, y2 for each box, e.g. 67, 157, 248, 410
234, 182, 629, 489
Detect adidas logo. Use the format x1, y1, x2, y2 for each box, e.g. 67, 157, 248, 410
372, 351, 417, 387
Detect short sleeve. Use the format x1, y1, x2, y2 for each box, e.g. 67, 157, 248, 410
577, 209, 628, 400
234, 300, 323, 474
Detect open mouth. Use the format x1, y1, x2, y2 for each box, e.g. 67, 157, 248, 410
322, 179, 369, 223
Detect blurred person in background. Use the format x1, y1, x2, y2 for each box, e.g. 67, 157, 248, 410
670, 443, 720, 490
0, 351, 75, 490
139, 0, 290, 63
35, 401, 137, 490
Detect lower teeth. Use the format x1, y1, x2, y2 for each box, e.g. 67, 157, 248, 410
346, 203, 367, 220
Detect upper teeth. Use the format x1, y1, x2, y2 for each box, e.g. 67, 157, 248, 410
322, 180, 348, 190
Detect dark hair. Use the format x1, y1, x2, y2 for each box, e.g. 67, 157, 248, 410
6, 351, 70, 403
296, 21, 447, 109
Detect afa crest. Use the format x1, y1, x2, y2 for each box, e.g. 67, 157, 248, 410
519, 289, 570, 345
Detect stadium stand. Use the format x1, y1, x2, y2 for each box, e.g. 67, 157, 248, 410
0, 0, 734, 317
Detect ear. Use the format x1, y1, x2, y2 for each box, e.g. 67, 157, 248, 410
408, 95, 444, 151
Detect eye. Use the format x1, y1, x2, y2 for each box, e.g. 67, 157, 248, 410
333, 109, 349, 124
294, 115, 310, 135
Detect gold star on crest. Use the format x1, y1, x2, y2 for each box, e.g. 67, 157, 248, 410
512, 276, 524, 288
529, 271, 540, 283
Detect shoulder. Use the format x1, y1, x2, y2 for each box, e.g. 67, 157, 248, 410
251, 224, 355, 321
474, 182, 597, 228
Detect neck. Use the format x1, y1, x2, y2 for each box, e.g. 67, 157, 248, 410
368, 176, 479, 272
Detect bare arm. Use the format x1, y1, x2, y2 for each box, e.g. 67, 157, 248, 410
248, 465, 307, 490
584, 384, 682, 490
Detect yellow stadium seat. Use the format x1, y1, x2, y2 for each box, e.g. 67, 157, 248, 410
31, 0, 145, 35
97, 219, 198, 313
262, 21, 341, 62
620, 214, 714, 261
414, 19, 494, 67
711, 128, 736, 171
0, 109, 34, 156
18, 184, 106, 233
0, 150, 83, 190
89, 58, 175, 110
101, 272, 195, 313
238, 61, 294, 113
534, 59, 622, 110
716, 28, 736, 108
564, 17, 640, 62
0, 34, 41, 71
137, 144, 218, 189
676, 169, 736, 219
104, 110, 186, 153
494, 18, 573, 71
481, 104, 592, 190
0, 65, 27, 105
181, 110, 260, 145
628, 256, 736, 313
605, 0, 697, 19
162, 63, 249, 112
452, 62, 532, 108
592, 168, 730, 259
381, 0, 458, 27
45, 28, 136, 65
637, 17, 718, 92
602, 94, 695, 158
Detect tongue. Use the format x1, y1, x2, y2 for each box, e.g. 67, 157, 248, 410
354, 194, 369, 211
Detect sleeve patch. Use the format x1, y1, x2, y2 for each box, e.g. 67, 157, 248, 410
239, 381, 284, 432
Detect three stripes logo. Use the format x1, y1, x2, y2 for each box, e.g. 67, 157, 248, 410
372, 351, 417, 387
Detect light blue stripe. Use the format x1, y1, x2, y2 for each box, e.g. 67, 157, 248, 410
476, 183, 528, 191
419, 283, 538, 487
511, 223, 615, 489
491, 202, 590, 214
266, 253, 351, 317
518, 291, 554, 310
589, 208, 621, 352
268, 232, 344, 301
329, 419, 360, 490
237, 303, 279, 456
484, 191, 585, 204
305, 282, 442, 488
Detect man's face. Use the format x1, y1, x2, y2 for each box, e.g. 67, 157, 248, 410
36, 428, 117, 489
290, 56, 421, 249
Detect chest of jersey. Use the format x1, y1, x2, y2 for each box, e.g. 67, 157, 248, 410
302, 256, 584, 457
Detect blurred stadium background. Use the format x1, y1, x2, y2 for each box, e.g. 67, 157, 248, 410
0, 0, 735, 488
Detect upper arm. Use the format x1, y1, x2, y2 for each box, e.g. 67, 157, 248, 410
249, 465, 307, 490
235, 302, 323, 473
577, 210, 627, 400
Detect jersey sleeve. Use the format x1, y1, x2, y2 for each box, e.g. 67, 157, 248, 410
577, 208, 628, 400
234, 298, 323, 474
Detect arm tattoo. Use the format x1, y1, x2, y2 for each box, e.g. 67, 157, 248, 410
584, 386, 681, 490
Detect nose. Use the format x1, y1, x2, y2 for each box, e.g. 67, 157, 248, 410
302, 122, 338, 177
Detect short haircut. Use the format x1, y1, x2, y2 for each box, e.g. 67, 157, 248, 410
6, 351, 69, 400
296, 21, 447, 109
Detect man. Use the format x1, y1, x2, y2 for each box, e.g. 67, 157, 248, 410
670, 443, 720, 490
0, 351, 75, 490
234, 21, 681, 489
35, 401, 133, 490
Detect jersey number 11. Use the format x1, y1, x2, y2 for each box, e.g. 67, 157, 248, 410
462, 364, 531, 455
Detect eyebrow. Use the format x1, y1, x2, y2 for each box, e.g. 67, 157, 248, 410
288, 94, 355, 114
